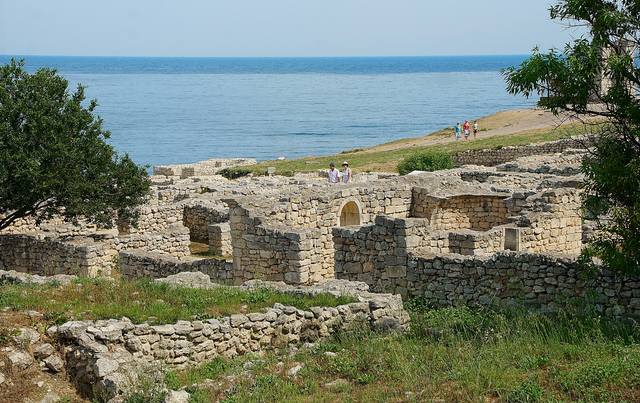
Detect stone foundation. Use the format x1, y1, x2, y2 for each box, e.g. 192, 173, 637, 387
53, 279, 409, 400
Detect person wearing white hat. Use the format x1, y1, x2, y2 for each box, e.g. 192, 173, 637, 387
341, 161, 352, 184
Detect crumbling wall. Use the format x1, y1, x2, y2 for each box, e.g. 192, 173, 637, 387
453, 137, 590, 167
54, 280, 409, 400
0, 226, 191, 277
407, 252, 640, 318
229, 204, 325, 284
152, 158, 257, 177
119, 250, 233, 283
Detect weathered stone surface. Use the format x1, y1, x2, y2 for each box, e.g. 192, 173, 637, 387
164, 390, 190, 403
43, 354, 64, 373
7, 349, 33, 370
33, 343, 55, 359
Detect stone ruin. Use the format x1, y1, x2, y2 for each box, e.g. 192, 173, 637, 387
4, 141, 640, 400
3, 141, 640, 319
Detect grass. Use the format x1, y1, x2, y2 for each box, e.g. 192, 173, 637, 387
164, 303, 640, 403
0, 277, 354, 325
230, 122, 592, 176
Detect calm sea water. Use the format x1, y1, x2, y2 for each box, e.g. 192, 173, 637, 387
1, 55, 534, 166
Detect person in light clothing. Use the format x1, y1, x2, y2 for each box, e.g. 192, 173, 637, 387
341, 161, 352, 183
328, 162, 341, 183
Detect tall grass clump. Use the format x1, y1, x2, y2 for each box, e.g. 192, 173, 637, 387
397, 150, 453, 175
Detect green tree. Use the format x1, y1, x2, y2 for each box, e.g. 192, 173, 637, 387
0, 59, 150, 231
503, 1, 640, 274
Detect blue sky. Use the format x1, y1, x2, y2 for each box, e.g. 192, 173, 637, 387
0, 0, 578, 57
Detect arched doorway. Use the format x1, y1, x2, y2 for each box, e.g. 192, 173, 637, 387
339, 201, 361, 226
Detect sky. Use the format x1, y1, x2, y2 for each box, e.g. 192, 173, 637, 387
0, 0, 578, 57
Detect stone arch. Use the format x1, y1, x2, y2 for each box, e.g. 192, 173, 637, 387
339, 200, 362, 226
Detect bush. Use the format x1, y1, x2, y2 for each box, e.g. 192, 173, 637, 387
219, 167, 252, 180
397, 150, 453, 175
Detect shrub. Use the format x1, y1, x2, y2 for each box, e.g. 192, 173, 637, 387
397, 150, 453, 175
219, 167, 252, 180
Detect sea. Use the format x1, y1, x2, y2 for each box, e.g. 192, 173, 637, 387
0, 55, 535, 167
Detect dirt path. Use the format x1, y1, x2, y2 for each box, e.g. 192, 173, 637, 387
364, 108, 592, 154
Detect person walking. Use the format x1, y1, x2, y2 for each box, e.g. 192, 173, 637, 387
473, 120, 479, 139
328, 162, 341, 183
341, 161, 352, 184
463, 120, 470, 141
455, 122, 462, 140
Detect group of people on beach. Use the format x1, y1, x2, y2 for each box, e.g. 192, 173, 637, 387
327, 161, 352, 184
454, 120, 479, 141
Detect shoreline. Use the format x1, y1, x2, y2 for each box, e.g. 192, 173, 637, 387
168, 107, 595, 176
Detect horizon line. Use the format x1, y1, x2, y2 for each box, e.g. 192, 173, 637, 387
0, 52, 532, 59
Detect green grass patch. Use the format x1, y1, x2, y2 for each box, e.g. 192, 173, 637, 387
165, 305, 640, 403
397, 150, 453, 175
0, 278, 354, 325
236, 122, 592, 176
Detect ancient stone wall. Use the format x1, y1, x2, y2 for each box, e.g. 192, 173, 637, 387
0, 226, 190, 277
512, 189, 583, 255
453, 137, 590, 167
411, 190, 510, 231
406, 252, 640, 318
229, 204, 325, 285
119, 250, 233, 283
208, 223, 232, 256
53, 280, 409, 400
182, 203, 228, 243
0, 234, 113, 277
153, 158, 257, 177
226, 180, 415, 285
112, 227, 191, 258
130, 203, 184, 234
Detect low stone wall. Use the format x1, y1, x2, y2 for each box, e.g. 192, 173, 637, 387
119, 250, 233, 283
404, 252, 640, 318
152, 158, 257, 177
53, 279, 409, 400
0, 234, 113, 277
0, 227, 191, 278
453, 137, 590, 167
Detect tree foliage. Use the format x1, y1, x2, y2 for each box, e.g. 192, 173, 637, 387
503, 0, 640, 274
0, 59, 150, 231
